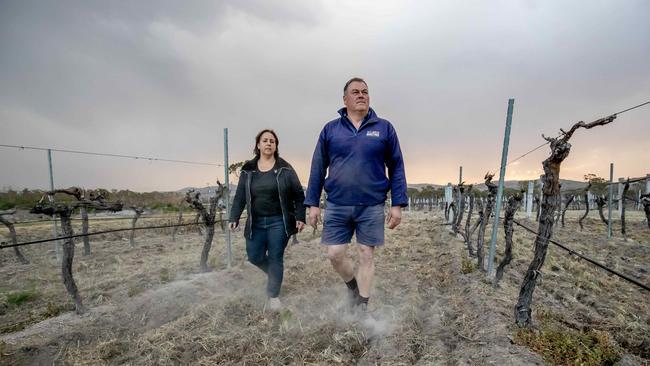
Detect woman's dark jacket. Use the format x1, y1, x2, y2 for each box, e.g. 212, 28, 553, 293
229, 157, 306, 239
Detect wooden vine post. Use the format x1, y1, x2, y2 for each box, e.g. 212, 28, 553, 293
641, 193, 650, 229
515, 115, 616, 327
129, 206, 145, 247
452, 182, 466, 234
621, 179, 630, 240
172, 199, 185, 242
0, 209, 30, 264
31, 187, 122, 314
185, 182, 227, 272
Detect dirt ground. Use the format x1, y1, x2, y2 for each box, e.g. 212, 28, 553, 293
0, 209, 648, 365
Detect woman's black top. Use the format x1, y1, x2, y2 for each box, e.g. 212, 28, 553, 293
251, 167, 282, 217
229, 156, 306, 239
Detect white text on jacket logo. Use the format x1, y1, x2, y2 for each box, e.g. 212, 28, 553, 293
366, 131, 380, 137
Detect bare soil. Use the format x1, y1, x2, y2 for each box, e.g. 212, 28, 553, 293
0, 210, 648, 365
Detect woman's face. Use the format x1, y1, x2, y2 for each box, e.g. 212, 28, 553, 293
257, 131, 277, 158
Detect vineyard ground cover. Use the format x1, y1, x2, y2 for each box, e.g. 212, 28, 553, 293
0, 211, 648, 365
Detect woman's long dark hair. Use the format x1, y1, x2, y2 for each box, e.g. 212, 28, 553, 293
253, 129, 280, 159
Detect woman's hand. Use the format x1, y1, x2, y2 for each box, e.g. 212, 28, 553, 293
296, 220, 305, 232
229, 222, 238, 231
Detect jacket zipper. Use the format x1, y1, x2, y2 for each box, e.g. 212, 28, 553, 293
344, 115, 377, 135
276, 167, 289, 237
245, 170, 253, 239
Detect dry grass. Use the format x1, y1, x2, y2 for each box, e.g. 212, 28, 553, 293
0, 209, 648, 365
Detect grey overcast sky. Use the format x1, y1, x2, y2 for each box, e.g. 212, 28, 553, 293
1, 0, 649, 191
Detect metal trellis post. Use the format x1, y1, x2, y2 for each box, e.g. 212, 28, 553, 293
457, 166, 463, 217
526, 181, 534, 218
487, 98, 514, 277
445, 183, 453, 223
47, 149, 62, 262
224, 128, 232, 268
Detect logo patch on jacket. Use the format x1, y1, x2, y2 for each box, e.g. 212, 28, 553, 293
366, 130, 380, 137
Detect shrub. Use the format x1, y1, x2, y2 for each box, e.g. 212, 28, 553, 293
515, 326, 620, 366
5, 289, 40, 306
461, 257, 476, 274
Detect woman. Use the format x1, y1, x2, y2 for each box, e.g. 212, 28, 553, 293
229, 129, 306, 311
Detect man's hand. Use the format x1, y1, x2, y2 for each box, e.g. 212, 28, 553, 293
228, 222, 238, 231
386, 206, 402, 229
296, 220, 305, 232
308, 207, 320, 229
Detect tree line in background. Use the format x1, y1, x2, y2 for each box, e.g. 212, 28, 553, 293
405, 173, 644, 209
0, 189, 185, 212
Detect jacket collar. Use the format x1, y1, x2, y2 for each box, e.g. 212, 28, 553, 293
337, 107, 379, 130
241, 156, 291, 172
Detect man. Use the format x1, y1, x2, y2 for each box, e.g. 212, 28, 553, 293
305, 77, 407, 313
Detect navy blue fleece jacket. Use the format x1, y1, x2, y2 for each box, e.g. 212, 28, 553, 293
304, 107, 408, 207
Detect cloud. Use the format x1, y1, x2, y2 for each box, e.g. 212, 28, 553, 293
0, 0, 648, 190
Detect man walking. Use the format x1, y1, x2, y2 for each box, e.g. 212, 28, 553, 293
305, 77, 407, 313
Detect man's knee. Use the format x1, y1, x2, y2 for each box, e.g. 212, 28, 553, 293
326, 245, 347, 264
358, 245, 375, 266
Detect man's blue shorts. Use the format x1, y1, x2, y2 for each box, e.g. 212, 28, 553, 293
321, 202, 385, 246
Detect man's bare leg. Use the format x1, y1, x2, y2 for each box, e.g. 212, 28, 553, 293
356, 244, 375, 298
327, 244, 355, 281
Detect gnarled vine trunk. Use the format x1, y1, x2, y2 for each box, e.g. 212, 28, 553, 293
494, 194, 523, 287
58, 211, 85, 314
515, 115, 616, 327
578, 183, 591, 230
560, 194, 575, 228
477, 174, 497, 271
0, 211, 29, 264
596, 196, 609, 226
621, 180, 630, 240
31, 187, 122, 315
453, 183, 466, 234
129, 207, 144, 248
185, 183, 227, 272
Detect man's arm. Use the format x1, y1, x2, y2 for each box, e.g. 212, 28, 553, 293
304, 129, 329, 207
385, 124, 408, 207
305, 129, 329, 228
384, 123, 407, 230
289, 169, 306, 223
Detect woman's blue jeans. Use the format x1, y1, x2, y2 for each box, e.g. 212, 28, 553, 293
246, 215, 289, 298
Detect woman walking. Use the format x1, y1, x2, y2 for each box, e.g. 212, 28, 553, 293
229, 129, 306, 310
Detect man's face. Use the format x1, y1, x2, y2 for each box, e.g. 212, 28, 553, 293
343, 81, 370, 114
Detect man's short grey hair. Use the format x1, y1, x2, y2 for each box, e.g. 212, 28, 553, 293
343, 77, 368, 94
